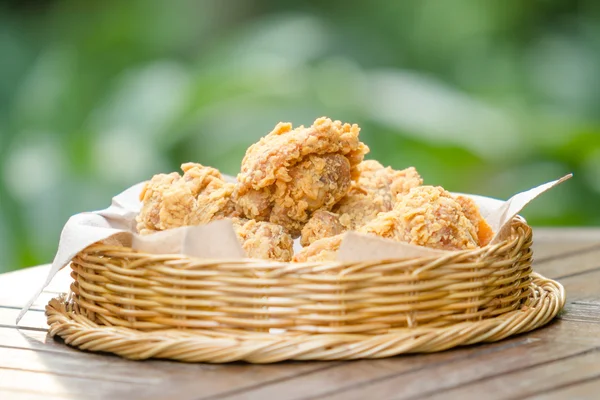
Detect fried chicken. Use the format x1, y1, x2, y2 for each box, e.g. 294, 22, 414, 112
136, 163, 238, 235
137, 165, 294, 261
295, 185, 481, 262
382, 186, 479, 250
336, 161, 422, 227
454, 195, 494, 246
232, 218, 294, 262
293, 234, 343, 263
299, 161, 422, 245
234, 117, 369, 237
300, 210, 345, 247
135, 171, 181, 234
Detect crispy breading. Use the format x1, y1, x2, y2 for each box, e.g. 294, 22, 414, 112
368, 186, 479, 250
136, 171, 181, 234
232, 218, 294, 262
299, 161, 423, 245
293, 234, 343, 263
294, 185, 480, 261
335, 161, 422, 230
136, 163, 238, 235
234, 117, 369, 236
136, 164, 293, 261
454, 195, 494, 246
300, 210, 346, 247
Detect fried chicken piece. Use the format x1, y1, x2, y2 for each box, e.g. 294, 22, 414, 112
234, 117, 369, 237
294, 185, 480, 262
454, 195, 494, 246
135, 172, 181, 234
300, 210, 345, 247
232, 218, 293, 262
299, 161, 423, 245
379, 186, 479, 250
295, 211, 403, 263
293, 234, 343, 263
269, 153, 352, 234
136, 163, 238, 235
335, 161, 422, 229
137, 165, 292, 261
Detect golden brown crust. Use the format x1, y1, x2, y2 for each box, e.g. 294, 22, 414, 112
387, 186, 479, 250
136, 172, 181, 233
455, 195, 494, 246
232, 218, 293, 262
234, 117, 369, 236
299, 161, 423, 245
293, 234, 343, 263
136, 163, 238, 235
300, 210, 345, 247
268, 153, 352, 235
295, 185, 480, 262
334, 161, 423, 231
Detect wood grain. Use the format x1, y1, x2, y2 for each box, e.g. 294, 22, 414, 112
228, 317, 600, 400
532, 244, 600, 279
207, 338, 532, 400
0, 327, 78, 354
529, 377, 600, 400
1, 308, 48, 331
422, 349, 600, 400
0, 369, 156, 400
558, 269, 600, 303
315, 341, 594, 400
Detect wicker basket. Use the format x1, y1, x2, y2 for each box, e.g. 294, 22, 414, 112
45, 216, 565, 363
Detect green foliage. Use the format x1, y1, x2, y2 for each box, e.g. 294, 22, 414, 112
1, 0, 599, 272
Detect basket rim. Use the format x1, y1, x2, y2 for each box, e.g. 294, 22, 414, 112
81, 216, 531, 270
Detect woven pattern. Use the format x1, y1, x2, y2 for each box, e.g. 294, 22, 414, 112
46, 274, 563, 363
45, 217, 566, 363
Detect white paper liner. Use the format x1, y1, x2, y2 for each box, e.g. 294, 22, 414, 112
16, 173, 572, 323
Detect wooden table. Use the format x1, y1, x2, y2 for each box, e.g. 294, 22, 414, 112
1, 228, 600, 400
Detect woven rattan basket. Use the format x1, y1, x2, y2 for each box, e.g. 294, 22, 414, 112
46, 216, 565, 363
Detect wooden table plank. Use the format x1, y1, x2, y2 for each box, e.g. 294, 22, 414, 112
0, 369, 158, 400
532, 244, 600, 280
559, 302, 600, 324
530, 378, 600, 400
315, 342, 596, 400
422, 349, 600, 400
229, 318, 600, 400
0, 347, 169, 383
558, 270, 600, 304
206, 338, 531, 400
0, 327, 82, 354
1, 308, 48, 331
0, 266, 69, 310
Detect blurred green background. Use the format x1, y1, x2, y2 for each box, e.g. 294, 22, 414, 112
0, 0, 597, 272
